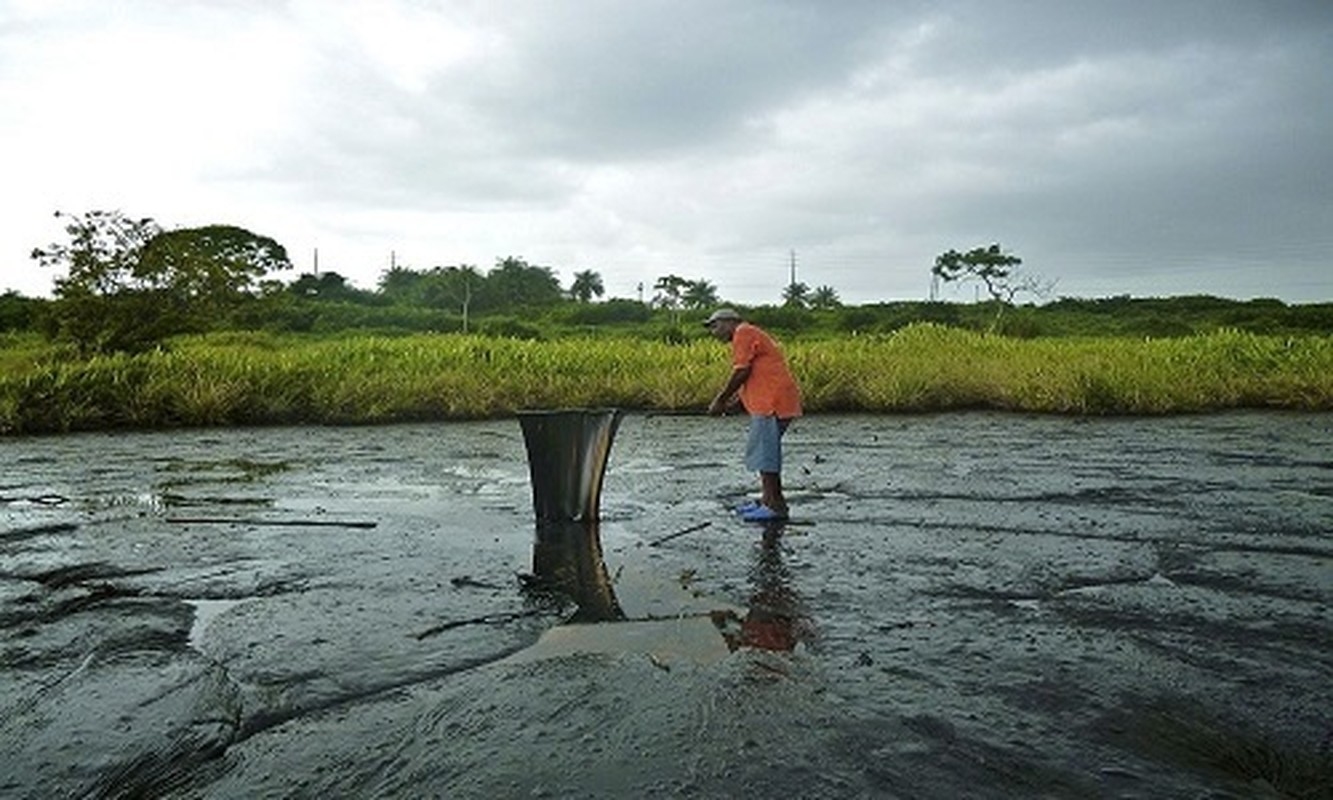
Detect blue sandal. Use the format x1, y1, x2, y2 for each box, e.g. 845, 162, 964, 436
741, 504, 788, 522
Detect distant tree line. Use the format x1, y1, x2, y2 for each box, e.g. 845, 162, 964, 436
7, 209, 1331, 353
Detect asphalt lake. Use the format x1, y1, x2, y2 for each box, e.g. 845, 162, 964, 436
2, 412, 1330, 798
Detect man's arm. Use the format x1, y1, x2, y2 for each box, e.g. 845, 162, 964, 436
708, 365, 752, 415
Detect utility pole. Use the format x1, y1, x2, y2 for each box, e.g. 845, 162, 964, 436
461, 274, 471, 334
789, 249, 797, 290
313, 247, 319, 277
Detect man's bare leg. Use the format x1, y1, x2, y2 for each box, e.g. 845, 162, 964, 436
760, 471, 787, 516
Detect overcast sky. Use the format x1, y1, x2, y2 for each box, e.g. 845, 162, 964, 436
2, 0, 1330, 305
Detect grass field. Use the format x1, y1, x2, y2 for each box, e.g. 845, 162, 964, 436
2, 324, 1330, 435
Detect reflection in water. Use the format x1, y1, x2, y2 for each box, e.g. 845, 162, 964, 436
527, 521, 625, 623
715, 524, 814, 652
523, 517, 813, 654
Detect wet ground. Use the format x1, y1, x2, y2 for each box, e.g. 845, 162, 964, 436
1, 412, 1330, 798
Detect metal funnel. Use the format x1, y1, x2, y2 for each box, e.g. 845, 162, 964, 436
516, 409, 623, 523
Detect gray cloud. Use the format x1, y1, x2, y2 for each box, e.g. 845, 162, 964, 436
459, 1, 898, 158
4, 0, 1330, 302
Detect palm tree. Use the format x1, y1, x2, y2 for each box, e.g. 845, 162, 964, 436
810, 285, 841, 310
781, 281, 810, 309
568, 270, 604, 303
682, 279, 719, 309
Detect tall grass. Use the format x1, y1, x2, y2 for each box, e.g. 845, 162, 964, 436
2, 325, 1330, 434
792, 324, 1333, 414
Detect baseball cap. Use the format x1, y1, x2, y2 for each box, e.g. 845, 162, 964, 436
703, 308, 741, 326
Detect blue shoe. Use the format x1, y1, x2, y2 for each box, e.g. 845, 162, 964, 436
741, 504, 788, 522
734, 499, 761, 514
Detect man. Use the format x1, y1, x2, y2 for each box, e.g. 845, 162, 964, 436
704, 308, 802, 522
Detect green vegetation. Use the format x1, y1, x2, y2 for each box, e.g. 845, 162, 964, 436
2, 325, 1329, 435
8, 208, 1330, 433
11, 288, 1333, 342
30, 211, 290, 353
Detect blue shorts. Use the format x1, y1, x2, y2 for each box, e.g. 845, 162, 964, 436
745, 415, 792, 474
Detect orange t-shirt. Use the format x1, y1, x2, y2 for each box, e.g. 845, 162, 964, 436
731, 322, 802, 418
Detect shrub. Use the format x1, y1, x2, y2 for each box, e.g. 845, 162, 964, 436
479, 317, 544, 340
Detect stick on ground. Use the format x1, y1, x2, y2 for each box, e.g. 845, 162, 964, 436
647, 521, 712, 547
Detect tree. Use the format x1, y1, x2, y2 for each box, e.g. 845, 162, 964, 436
288, 271, 361, 302
932, 243, 1053, 331
651, 274, 687, 308
782, 281, 810, 309
31, 210, 162, 297
932, 244, 1022, 302
488, 256, 562, 308
377, 265, 481, 328
424, 265, 481, 331
138, 225, 289, 306
31, 210, 291, 352
681, 279, 719, 310
378, 266, 426, 302
569, 270, 605, 303
651, 274, 692, 325
810, 285, 841, 310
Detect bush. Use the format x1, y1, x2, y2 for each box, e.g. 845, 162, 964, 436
995, 311, 1044, 338
1128, 314, 1195, 338
558, 299, 653, 325
746, 306, 816, 334
41, 292, 197, 354
0, 292, 41, 332
479, 317, 544, 340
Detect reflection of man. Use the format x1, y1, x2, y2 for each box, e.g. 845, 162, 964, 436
704, 308, 803, 523
713, 528, 812, 652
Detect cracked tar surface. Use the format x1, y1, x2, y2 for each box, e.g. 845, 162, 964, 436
2, 412, 1330, 798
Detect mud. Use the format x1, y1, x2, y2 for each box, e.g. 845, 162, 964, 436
1, 412, 1329, 798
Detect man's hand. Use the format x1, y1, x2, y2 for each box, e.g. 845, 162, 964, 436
709, 394, 742, 415
710, 366, 750, 416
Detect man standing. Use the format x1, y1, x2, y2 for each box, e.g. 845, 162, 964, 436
704, 308, 802, 522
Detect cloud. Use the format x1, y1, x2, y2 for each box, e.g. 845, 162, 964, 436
2, 0, 1330, 303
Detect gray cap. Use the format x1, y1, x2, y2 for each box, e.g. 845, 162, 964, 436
703, 308, 741, 326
